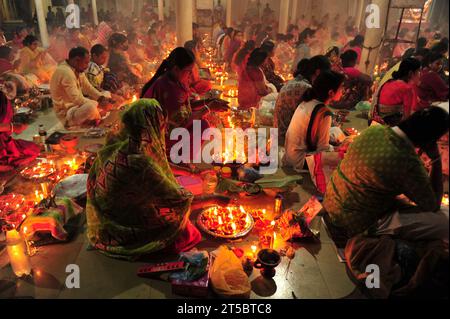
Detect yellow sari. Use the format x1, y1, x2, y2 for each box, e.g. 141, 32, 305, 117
19, 46, 56, 83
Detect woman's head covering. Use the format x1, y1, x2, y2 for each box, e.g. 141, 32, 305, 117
98, 98, 172, 181
86, 98, 194, 260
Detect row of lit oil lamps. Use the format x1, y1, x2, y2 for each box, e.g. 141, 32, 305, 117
1, 155, 87, 277
1, 156, 83, 231
201, 204, 284, 254
207, 192, 449, 261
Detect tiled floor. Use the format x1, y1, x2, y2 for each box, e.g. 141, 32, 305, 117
0, 106, 370, 299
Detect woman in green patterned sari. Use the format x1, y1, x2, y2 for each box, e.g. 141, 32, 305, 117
86, 99, 201, 260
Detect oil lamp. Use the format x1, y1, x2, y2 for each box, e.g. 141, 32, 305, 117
5, 227, 32, 277
251, 245, 257, 259
442, 194, 449, 207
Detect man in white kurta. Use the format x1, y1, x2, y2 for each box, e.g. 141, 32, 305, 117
50, 47, 111, 127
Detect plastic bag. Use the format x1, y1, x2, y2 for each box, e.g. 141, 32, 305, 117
329, 126, 346, 145
170, 250, 209, 281
210, 246, 251, 299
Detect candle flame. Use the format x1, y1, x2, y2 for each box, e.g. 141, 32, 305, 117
442, 194, 449, 206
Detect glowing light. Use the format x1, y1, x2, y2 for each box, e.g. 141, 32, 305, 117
442, 194, 449, 207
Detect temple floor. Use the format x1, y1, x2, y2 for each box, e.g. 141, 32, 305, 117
1, 107, 371, 299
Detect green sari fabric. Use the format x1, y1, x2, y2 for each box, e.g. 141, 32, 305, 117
86, 99, 193, 260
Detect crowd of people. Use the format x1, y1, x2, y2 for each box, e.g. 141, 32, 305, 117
0, 4, 449, 295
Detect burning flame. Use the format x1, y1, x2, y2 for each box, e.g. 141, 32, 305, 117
442, 194, 449, 206
200, 206, 252, 237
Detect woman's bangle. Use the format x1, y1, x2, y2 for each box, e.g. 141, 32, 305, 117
204, 104, 211, 113
10, 122, 14, 133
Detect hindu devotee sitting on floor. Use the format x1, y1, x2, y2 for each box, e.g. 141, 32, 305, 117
18, 35, 56, 84
260, 40, 285, 92
224, 30, 243, 70
330, 50, 372, 110
292, 28, 315, 73
416, 52, 449, 109
370, 58, 421, 126
86, 44, 123, 97
127, 32, 153, 78
86, 44, 109, 92
274, 55, 331, 146
238, 48, 274, 109
283, 71, 345, 183
274, 34, 295, 73
0, 46, 17, 75
0, 83, 39, 169
107, 33, 142, 88
50, 47, 112, 128
184, 40, 212, 96
323, 107, 449, 241
325, 46, 343, 74
232, 40, 256, 75
141, 47, 228, 161
86, 99, 202, 260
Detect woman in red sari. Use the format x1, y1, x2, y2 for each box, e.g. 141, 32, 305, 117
370, 58, 421, 126
224, 30, 244, 69
417, 52, 449, 109
141, 48, 228, 161
232, 40, 256, 76
238, 48, 272, 110
0, 82, 40, 170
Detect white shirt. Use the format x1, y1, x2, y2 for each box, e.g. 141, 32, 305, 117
50, 61, 110, 116
283, 99, 333, 172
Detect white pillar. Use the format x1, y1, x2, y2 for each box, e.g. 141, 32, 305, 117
304, 0, 312, 22
290, 0, 298, 25
279, 0, 290, 34
34, 0, 49, 48
158, 0, 164, 21
355, 0, 365, 32
359, 0, 390, 74
92, 0, 99, 25
176, 0, 193, 47
226, 0, 232, 27
165, 0, 171, 18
